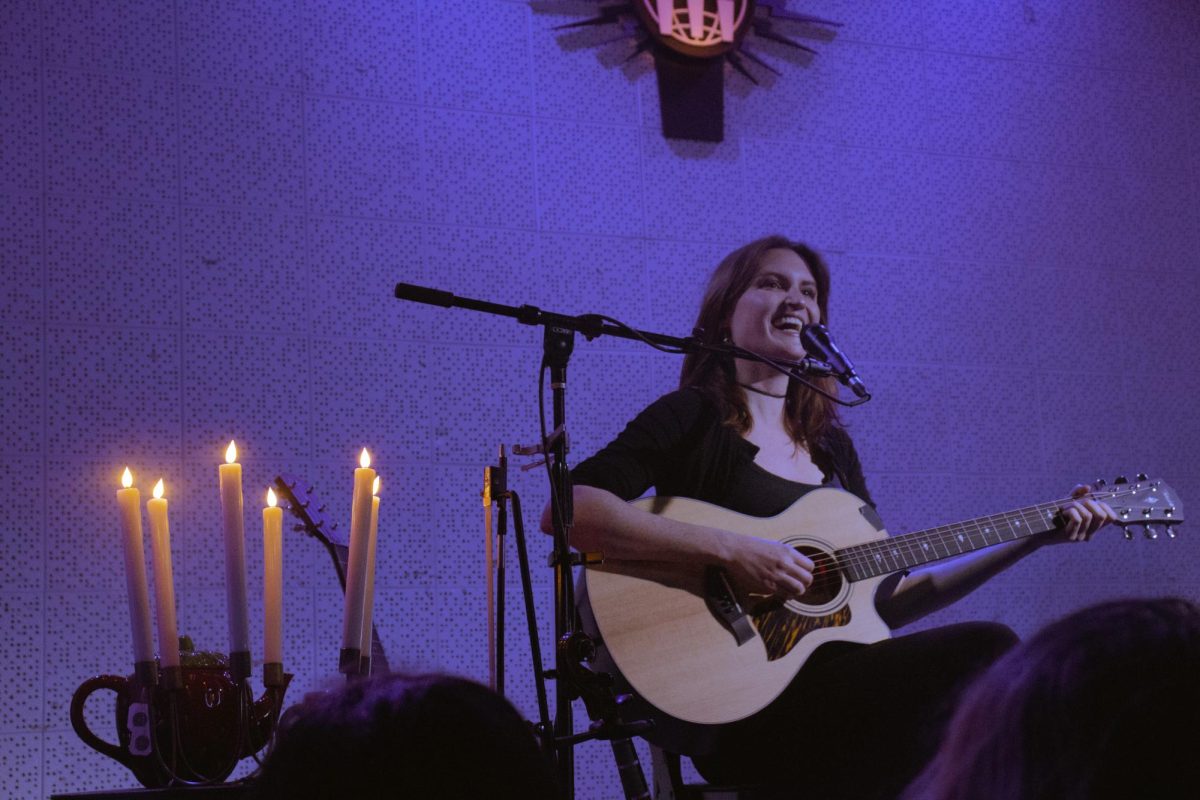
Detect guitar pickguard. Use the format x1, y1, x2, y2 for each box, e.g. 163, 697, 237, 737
752, 604, 851, 661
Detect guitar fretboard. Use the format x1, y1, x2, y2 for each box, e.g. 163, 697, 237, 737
835, 501, 1064, 581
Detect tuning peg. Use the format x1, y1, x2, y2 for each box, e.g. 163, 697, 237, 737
1143, 526, 1158, 540
1123, 527, 1134, 541
1136, 472, 1148, 481
1167, 526, 1178, 539
1115, 475, 1128, 484
1094, 478, 1107, 488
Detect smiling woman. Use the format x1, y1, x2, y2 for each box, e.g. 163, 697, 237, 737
546, 233, 1116, 798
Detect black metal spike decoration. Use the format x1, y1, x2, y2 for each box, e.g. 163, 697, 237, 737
544, 0, 840, 142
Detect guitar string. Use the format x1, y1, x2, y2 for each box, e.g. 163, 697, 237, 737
773, 485, 1158, 589
779, 485, 1161, 596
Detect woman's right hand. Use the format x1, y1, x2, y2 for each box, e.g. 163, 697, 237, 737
720, 534, 814, 599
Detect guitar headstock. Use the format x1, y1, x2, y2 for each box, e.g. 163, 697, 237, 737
273, 474, 349, 548
1089, 475, 1184, 540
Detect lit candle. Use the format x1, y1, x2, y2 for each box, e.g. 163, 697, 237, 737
218, 440, 250, 669
340, 448, 376, 667
117, 468, 155, 665
146, 478, 180, 670
358, 476, 381, 666
263, 487, 283, 666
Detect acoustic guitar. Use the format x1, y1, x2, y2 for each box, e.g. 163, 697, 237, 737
582, 477, 1182, 729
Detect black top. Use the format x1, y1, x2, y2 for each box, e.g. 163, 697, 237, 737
572, 387, 874, 516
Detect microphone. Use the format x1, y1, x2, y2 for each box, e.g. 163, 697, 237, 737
801, 324, 870, 399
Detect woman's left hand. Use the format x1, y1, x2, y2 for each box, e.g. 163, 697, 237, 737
1048, 484, 1118, 544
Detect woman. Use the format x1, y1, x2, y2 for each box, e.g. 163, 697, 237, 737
545, 235, 1116, 798
901, 598, 1200, 800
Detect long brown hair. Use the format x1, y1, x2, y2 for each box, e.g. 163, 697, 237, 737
679, 235, 841, 449
900, 598, 1200, 800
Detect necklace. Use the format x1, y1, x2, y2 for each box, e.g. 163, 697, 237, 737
737, 381, 786, 399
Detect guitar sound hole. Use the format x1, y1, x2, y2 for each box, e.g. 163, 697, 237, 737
796, 545, 842, 605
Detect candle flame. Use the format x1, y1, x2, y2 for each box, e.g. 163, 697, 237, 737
121, 467, 133, 488
153, 479, 164, 499
225, 440, 237, 464
359, 448, 371, 469
267, 487, 277, 508
372, 476, 380, 496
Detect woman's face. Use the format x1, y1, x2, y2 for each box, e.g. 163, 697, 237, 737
727, 248, 820, 362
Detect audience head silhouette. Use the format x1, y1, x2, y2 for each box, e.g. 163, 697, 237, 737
255, 672, 557, 799
903, 597, 1200, 800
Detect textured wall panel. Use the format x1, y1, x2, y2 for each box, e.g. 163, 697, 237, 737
0, 594, 43, 729
182, 332, 312, 465
46, 327, 181, 462
420, 0, 532, 115
567, 349, 677, 462
920, 0, 1200, 73
45, 459, 176, 594
46, 197, 179, 329
727, 38, 929, 151
44, 591, 132, 732
45, 729, 139, 794
1027, 264, 1139, 372
851, 363, 1045, 476
531, 7, 644, 127
180, 0, 302, 89
1032, 369, 1132, 482
1, 1, 41, 70
422, 109, 537, 229
0, 326, 43, 460
0, 67, 42, 196
640, 133, 758, 245
536, 119, 643, 237
406, 224, 539, 343
303, 0, 421, 102
739, 137, 905, 255
305, 95, 423, 219
641, 238, 739, 342
43, 0, 176, 77
535, 232, 650, 336
0, 460, 44, 593
832, 254, 1053, 369
419, 342, 542, 463
180, 85, 304, 209
180, 206, 308, 334
46, 71, 177, 202
923, 52, 1114, 167
308, 217, 423, 339
0, 733, 40, 799
308, 338, 440, 463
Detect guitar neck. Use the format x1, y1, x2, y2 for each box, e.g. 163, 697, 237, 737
835, 499, 1064, 581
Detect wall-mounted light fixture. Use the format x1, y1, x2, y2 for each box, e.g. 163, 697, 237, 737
557, 1, 840, 142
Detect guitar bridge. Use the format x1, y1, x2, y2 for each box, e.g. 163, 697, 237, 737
703, 567, 756, 646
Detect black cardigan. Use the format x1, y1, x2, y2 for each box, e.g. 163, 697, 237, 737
572, 387, 874, 516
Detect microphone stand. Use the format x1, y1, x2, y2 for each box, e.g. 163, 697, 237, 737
393, 282, 854, 800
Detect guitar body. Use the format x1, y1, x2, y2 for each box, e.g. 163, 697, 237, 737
580, 476, 1182, 745
583, 489, 893, 727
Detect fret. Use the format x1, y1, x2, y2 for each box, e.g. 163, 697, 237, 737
836, 500, 1071, 582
